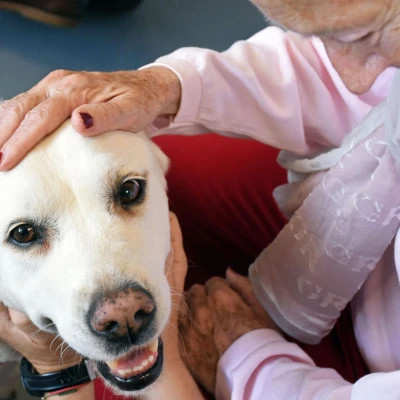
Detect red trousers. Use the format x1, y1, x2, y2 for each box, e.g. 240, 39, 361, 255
95, 134, 369, 399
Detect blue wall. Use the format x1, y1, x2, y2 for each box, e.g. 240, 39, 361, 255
0, 0, 266, 99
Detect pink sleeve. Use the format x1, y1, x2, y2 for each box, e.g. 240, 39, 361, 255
216, 329, 400, 400
145, 27, 392, 156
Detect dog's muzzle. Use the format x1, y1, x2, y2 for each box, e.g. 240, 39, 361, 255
87, 284, 163, 392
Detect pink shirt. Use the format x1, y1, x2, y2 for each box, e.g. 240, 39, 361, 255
146, 27, 400, 399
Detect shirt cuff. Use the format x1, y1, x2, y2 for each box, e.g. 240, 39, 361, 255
216, 329, 315, 399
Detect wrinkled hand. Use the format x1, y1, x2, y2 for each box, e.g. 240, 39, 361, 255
179, 268, 279, 394
0, 66, 181, 170
0, 305, 82, 374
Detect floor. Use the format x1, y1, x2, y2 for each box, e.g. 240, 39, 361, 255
0, 0, 266, 398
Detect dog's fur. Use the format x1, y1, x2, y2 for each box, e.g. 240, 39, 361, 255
0, 121, 172, 365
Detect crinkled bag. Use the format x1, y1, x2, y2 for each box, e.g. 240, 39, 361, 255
249, 70, 400, 344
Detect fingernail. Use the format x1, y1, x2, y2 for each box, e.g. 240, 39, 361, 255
80, 113, 93, 129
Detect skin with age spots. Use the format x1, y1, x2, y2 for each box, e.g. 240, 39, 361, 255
179, 273, 278, 394
250, 0, 400, 93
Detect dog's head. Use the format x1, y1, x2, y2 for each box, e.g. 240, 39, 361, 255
0, 121, 172, 393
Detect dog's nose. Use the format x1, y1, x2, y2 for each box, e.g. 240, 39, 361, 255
89, 286, 156, 343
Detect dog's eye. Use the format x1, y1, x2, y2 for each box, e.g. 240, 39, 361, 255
119, 180, 143, 207
10, 224, 38, 245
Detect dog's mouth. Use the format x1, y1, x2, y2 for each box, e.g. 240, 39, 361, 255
97, 338, 163, 392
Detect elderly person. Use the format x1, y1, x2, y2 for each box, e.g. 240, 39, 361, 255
1, 0, 400, 399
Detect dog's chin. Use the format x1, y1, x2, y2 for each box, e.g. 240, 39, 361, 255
97, 338, 164, 393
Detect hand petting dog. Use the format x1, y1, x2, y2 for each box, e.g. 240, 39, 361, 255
0, 66, 181, 171
180, 268, 280, 394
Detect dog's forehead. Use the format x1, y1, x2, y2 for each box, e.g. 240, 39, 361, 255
45, 122, 154, 175
0, 122, 155, 220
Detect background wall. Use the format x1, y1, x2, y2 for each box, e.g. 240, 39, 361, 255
0, 0, 266, 99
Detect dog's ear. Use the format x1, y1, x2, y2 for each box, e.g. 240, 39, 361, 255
137, 132, 170, 188
147, 139, 170, 177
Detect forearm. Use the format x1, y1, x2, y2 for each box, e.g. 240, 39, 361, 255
216, 330, 352, 400
139, 359, 205, 400
44, 382, 95, 400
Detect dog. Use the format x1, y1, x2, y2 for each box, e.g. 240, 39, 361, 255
0, 120, 172, 394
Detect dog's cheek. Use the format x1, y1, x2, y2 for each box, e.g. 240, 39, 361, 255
0, 256, 34, 311
155, 278, 173, 334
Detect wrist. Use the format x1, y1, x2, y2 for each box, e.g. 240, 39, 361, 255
43, 381, 94, 400
140, 66, 182, 116
20, 357, 96, 398
34, 357, 83, 375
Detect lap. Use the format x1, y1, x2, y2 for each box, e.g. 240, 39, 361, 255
155, 133, 288, 285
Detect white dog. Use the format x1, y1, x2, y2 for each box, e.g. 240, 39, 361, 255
0, 120, 172, 394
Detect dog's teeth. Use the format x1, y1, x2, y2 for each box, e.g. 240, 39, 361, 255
149, 355, 155, 362
126, 368, 133, 373
149, 339, 158, 353
106, 360, 119, 370
133, 365, 144, 372
118, 369, 126, 376
142, 359, 149, 367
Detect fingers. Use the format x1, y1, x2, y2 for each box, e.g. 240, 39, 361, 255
0, 67, 180, 171
186, 284, 213, 334
0, 92, 43, 150
225, 268, 267, 316
187, 283, 207, 299
204, 277, 240, 310
225, 268, 253, 301
0, 303, 12, 336
7, 309, 42, 338
71, 95, 151, 137
0, 95, 71, 171
0, 307, 33, 351
181, 284, 212, 343
0, 69, 73, 170
205, 277, 230, 293
0, 307, 52, 346
6, 308, 54, 348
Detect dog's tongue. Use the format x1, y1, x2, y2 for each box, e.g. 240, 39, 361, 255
106, 339, 159, 379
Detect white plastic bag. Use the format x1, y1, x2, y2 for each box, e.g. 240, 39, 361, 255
249, 70, 400, 344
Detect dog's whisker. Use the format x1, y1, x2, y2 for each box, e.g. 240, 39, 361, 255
187, 258, 199, 269
59, 342, 72, 365
50, 333, 62, 354
60, 343, 73, 364
28, 328, 44, 339
165, 320, 187, 355
28, 322, 56, 340
55, 340, 64, 356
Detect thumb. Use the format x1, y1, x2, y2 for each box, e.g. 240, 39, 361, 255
8, 309, 40, 337
0, 303, 12, 338
165, 212, 188, 293
71, 95, 155, 137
